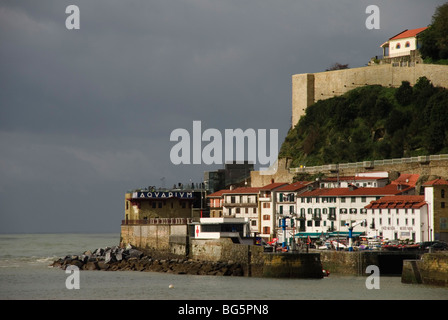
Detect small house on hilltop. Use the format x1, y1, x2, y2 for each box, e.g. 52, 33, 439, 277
380, 27, 427, 59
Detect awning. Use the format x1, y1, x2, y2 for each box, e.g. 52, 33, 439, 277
328, 231, 364, 237
294, 231, 365, 238
294, 232, 323, 239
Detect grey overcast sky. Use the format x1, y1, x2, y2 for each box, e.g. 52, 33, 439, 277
0, 0, 445, 233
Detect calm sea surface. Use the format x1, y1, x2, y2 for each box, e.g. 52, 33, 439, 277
1, 233, 447, 300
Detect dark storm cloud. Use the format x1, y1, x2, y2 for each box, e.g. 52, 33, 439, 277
0, 0, 444, 233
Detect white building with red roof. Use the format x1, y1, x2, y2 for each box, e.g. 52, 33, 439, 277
365, 195, 428, 242
380, 27, 428, 58
294, 181, 416, 242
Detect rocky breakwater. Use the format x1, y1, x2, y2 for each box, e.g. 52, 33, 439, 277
51, 246, 244, 276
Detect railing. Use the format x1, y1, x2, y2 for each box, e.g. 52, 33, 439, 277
290, 154, 448, 174
121, 218, 193, 225
222, 202, 258, 207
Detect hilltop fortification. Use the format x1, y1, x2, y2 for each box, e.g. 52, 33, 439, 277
292, 63, 448, 127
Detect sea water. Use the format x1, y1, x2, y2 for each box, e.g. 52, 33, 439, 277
0, 233, 447, 300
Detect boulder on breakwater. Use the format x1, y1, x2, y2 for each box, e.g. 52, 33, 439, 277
51, 245, 244, 276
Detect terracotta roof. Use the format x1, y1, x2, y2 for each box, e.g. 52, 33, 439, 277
423, 178, 448, 186
221, 187, 262, 194
206, 189, 230, 197
276, 181, 312, 191
365, 195, 426, 209
258, 182, 289, 190
389, 27, 428, 40
391, 174, 420, 187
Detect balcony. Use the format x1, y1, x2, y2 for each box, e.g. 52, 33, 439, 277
223, 202, 258, 207
121, 218, 192, 225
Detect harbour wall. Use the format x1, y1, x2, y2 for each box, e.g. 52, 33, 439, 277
319, 250, 421, 276
120, 225, 447, 284
120, 226, 322, 278
402, 253, 448, 286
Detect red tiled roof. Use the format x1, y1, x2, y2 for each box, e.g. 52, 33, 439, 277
423, 178, 448, 186
365, 195, 426, 209
206, 189, 230, 197
389, 27, 428, 40
221, 187, 262, 194
391, 174, 420, 187
258, 182, 289, 190
276, 181, 312, 191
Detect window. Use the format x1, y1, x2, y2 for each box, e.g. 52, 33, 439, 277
158, 202, 162, 208
351, 197, 356, 203
152, 202, 156, 208
442, 202, 446, 209
251, 220, 257, 226
263, 226, 270, 234
263, 215, 270, 220
307, 220, 313, 227
253, 208, 257, 214
361, 196, 366, 203
405, 41, 410, 48
442, 189, 445, 198
396, 43, 401, 49
236, 208, 240, 214
341, 197, 346, 203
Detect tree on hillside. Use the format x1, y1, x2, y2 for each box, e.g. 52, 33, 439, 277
325, 63, 349, 71
420, 2, 448, 60
394, 81, 413, 106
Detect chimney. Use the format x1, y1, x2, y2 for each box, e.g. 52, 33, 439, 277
230, 185, 234, 190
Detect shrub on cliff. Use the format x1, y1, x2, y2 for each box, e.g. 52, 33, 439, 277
279, 77, 448, 167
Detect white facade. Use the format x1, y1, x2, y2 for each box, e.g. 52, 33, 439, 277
222, 189, 259, 236
388, 37, 418, 58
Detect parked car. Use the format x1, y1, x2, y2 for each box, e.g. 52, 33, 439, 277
418, 241, 448, 251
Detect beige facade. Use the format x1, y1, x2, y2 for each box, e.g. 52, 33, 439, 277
423, 179, 448, 242
124, 192, 196, 222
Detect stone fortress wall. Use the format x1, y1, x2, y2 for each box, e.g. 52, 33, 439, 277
292, 63, 448, 127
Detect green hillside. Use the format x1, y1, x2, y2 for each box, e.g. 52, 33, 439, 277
279, 77, 448, 167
